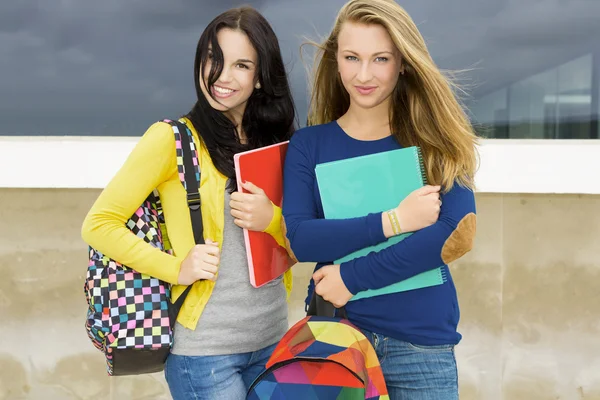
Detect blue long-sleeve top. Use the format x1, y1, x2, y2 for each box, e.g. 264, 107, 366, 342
282, 121, 477, 345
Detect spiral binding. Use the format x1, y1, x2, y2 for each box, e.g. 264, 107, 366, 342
415, 147, 428, 185
440, 267, 448, 284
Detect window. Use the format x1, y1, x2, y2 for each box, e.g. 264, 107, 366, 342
2, 0, 598, 138
469, 55, 597, 139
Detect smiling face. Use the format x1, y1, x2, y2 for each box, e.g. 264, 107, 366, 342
200, 28, 258, 122
336, 21, 403, 112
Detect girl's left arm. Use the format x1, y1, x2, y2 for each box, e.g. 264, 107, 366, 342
339, 182, 477, 294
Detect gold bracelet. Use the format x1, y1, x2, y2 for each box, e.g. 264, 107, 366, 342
392, 210, 402, 234
387, 209, 402, 235
388, 210, 400, 235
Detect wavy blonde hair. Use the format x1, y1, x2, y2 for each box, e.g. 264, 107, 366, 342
307, 0, 478, 190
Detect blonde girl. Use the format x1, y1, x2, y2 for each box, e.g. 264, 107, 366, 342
282, 0, 477, 398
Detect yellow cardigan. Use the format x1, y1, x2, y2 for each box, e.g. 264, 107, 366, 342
81, 118, 293, 330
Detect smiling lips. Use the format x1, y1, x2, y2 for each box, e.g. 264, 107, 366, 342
212, 85, 237, 98
355, 85, 377, 95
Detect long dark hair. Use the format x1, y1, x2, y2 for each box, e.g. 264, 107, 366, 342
186, 7, 296, 192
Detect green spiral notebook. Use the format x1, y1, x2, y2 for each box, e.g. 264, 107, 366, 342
315, 146, 446, 301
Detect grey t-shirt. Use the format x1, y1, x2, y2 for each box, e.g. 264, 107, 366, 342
171, 188, 288, 356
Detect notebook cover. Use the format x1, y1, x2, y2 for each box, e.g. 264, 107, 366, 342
234, 141, 291, 288
315, 146, 445, 301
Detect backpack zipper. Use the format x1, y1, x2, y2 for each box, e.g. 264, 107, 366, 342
247, 357, 364, 394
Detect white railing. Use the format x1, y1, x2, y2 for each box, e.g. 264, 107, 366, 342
1, 137, 599, 194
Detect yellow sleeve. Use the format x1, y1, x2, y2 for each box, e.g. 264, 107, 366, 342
81, 122, 183, 284
262, 202, 286, 248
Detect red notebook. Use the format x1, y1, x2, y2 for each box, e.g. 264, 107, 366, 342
234, 141, 292, 288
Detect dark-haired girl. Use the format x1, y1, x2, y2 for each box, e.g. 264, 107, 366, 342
81, 7, 296, 399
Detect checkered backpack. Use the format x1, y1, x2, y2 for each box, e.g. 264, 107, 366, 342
84, 119, 204, 376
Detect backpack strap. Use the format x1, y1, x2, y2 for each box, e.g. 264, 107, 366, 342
306, 293, 348, 319
170, 119, 205, 245
162, 118, 204, 326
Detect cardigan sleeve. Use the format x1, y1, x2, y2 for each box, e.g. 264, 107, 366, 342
81, 122, 184, 284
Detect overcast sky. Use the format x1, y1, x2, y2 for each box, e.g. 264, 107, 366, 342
1, 0, 599, 135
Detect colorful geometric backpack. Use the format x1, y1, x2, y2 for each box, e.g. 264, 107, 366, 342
84, 119, 204, 376
247, 295, 389, 399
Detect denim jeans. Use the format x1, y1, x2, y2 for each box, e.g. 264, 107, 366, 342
164, 343, 276, 400
362, 329, 458, 400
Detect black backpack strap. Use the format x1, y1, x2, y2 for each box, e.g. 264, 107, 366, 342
306, 292, 348, 320
162, 118, 205, 328
173, 119, 205, 246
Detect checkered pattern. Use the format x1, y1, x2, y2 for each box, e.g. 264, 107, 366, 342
247, 316, 389, 400
84, 119, 200, 376
168, 119, 200, 190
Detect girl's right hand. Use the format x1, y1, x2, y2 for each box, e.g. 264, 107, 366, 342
177, 240, 220, 285
393, 185, 441, 234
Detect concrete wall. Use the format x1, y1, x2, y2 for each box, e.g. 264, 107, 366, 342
0, 189, 599, 399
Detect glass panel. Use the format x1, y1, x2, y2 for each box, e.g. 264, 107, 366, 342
508, 68, 558, 139
468, 54, 596, 139
470, 88, 508, 139
556, 55, 593, 139
1, 0, 599, 137
596, 53, 600, 139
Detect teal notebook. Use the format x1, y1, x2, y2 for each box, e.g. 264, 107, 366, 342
315, 146, 445, 301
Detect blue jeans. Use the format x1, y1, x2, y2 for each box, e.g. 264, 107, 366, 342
362, 329, 458, 400
164, 343, 276, 400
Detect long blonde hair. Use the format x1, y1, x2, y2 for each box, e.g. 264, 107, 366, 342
307, 0, 478, 190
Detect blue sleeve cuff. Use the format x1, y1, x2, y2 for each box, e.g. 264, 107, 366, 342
366, 212, 386, 245
340, 261, 361, 295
